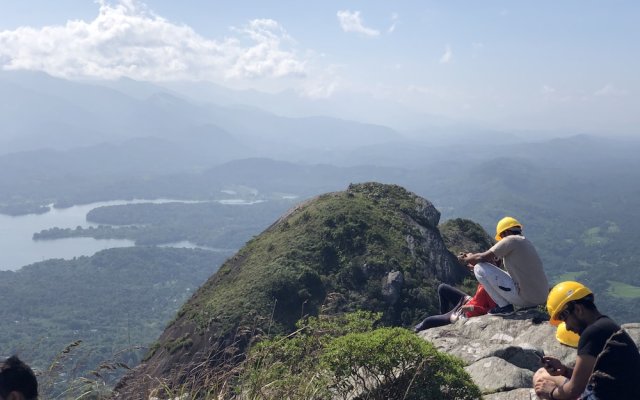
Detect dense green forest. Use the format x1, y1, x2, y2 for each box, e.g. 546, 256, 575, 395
0, 247, 231, 380
18, 152, 640, 323
2, 135, 640, 394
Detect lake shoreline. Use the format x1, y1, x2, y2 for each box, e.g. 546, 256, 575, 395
0, 198, 259, 271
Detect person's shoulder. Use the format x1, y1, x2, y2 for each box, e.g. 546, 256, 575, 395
490, 234, 518, 253
503, 234, 526, 242
578, 317, 620, 355
586, 316, 621, 337
498, 234, 526, 247
596, 315, 621, 329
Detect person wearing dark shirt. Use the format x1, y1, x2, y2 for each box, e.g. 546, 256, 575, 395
533, 281, 640, 400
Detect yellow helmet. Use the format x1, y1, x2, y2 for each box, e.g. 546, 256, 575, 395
495, 216, 522, 241
546, 281, 593, 326
556, 322, 580, 347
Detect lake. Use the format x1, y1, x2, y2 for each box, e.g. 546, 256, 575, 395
0, 199, 235, 271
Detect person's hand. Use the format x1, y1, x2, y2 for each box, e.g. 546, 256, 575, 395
541, 356, 565, 376
467, 262, 475, 273
534, 377, 557, 399
494, 256, 503, 268
457, 252, 475, 269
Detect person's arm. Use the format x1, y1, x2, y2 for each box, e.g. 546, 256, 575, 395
549, 355, 596, 399
458, 250, 496, 267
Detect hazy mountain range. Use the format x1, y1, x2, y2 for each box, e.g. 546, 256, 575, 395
0, 70, 400, 162
2, 69, 640, 398
2, 68, 640, 322
1, 70, 591, 165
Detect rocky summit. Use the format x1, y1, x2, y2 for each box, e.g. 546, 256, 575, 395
114, 182, 471, 397
420, 309, 640, 399
113, 181, 640, 399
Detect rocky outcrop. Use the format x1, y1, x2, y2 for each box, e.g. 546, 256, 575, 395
439, 218, 495, 256
419, 309, 640, 398
113, 183, 469, 398
382, 270, 404, 304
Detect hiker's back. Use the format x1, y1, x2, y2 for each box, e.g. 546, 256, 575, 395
585, 329, 640, 399
493, 235, 548, 305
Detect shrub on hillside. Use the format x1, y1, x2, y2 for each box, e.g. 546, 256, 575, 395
239, 312, 480, 400
239, 311, 379, 399
322, 327, 481, 400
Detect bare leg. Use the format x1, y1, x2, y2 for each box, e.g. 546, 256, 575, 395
533, 367, 567, 387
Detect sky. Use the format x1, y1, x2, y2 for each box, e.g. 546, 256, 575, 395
0, 0, 638, 135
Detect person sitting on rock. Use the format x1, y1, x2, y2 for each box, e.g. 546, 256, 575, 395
457, 216, 549, 315
413, 283, 496, 332
533, 281, 640, 400
0, 355, 38, 400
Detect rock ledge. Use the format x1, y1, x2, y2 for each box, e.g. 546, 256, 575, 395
419, 309, 640, 399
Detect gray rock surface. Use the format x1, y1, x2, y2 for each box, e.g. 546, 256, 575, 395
419, 308, 640, 398
381, 270, 404, 304
464, 356, 533, 393
483, 388, 537, 400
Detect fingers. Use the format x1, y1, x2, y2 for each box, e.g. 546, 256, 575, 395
541, 357, 554, 371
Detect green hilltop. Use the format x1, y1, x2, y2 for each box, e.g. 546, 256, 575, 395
116, 182, 479, 394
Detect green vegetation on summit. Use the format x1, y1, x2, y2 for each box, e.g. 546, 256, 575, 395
439, 218, 495, 256
179, 182, 463, 330
115, 182, 468, 395
240, 311, 481, 400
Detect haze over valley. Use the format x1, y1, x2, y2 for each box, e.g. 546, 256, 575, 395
0, 1, 638, 397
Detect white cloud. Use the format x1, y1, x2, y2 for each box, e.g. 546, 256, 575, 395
407, 85, 436, 95
387, 13, 399, 34
542, 84, 628, 103
298, 64, 344, 99
439, 45, 452, 64
0, 0, 306, 82
542, 85, 556, 94
228, 19, 306, 79
336, 10, 380, 37
301, 78, 339, 99
594, 84, 627, 97
471, 42, 484, 58
541, 85, 575, 102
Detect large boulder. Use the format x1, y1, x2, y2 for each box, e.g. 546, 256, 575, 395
419, 309, 640, 398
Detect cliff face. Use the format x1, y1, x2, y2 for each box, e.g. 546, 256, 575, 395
115, 183, 469, 397
420, 310, 640, 399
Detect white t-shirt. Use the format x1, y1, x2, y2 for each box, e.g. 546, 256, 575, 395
490, 235, 549, 306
